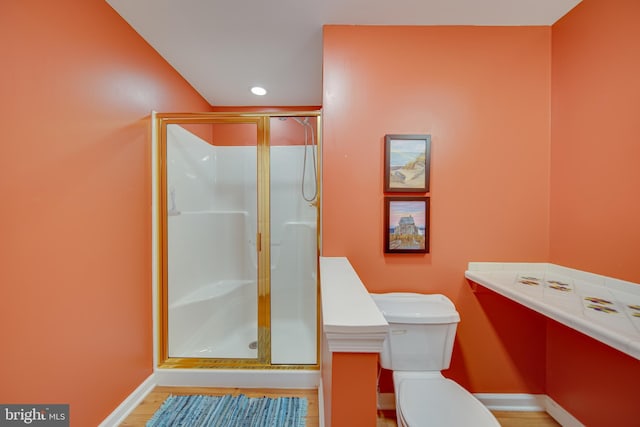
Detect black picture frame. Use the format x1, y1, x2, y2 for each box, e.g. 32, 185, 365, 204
384, 134, 430, 193
384, 197, 430, 254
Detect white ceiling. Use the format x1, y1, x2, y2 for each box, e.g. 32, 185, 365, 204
106, 0, 582, 107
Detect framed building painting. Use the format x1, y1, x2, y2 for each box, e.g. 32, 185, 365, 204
384, 134, 430, 193
384, 197, 430, 254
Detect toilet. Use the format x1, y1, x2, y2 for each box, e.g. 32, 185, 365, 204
371, 292, 500, 427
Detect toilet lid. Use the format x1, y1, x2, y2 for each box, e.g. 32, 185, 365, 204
398, 378, 500, 427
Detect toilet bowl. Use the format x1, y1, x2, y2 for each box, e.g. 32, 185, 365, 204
371, 293, 499, 427
394, 372, 499, 426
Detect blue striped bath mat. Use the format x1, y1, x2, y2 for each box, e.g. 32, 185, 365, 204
146, 394, 308, 427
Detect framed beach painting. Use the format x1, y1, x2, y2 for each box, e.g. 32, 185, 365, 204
384, 197, 430, 254
384, 134, 430, 193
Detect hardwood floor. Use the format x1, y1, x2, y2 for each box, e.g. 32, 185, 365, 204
121, 387, 560, 427
120, 387, 319, 427
491, 411, 561, 427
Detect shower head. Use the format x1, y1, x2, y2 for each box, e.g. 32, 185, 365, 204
292, 117, 309, 126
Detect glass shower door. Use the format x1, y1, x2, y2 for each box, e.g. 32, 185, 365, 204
269, 116, 318, 364
163, 119, 263, 362
157, 112, 319, 369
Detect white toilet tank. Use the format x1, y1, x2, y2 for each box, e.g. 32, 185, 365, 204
371, 293, 460, 371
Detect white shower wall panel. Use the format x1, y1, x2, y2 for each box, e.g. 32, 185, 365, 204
166, 125, 215, 212
213, 146, 256, 211
270, 221, 317, 364
168, 211, 251, 304
168, 279, 257, 358
270, 146, 318, 364
269, 146, 317, 246
167, 126, 257, 214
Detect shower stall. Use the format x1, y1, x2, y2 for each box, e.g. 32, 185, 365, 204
156, 112, 319, 368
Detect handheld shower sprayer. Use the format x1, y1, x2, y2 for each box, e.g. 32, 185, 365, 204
292, 117, 318, 205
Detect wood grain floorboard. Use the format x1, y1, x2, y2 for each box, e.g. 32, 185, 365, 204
491, 410, 561, 427
121, 387, 560, 427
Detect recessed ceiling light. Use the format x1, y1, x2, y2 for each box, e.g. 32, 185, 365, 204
251, 86, 267, 96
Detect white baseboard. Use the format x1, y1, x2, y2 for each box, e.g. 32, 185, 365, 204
474, 393, 546, 411
98, 374, 156, 427
544, 395, 585, 427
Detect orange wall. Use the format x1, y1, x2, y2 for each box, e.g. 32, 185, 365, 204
208, 107, 321, 146
270, 117, 318, 146
0, 1, 211, 425
550, 0, 640, 284
203, 116, 318, 146
330, 353, 378, 427
548, 0, 640, 424
546, 321, 639, 425
323, 25, 551, 392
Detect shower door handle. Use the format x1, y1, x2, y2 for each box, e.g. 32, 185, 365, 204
257, 232, 262, 252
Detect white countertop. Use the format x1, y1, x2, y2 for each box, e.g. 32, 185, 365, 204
465, 262, 640, 360
319, 257, 388, 352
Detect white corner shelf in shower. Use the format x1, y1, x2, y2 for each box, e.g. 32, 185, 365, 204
465, 262, 640, 360
169, 279, 253, 309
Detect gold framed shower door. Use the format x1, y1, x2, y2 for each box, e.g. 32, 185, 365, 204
155, 112, 321, 369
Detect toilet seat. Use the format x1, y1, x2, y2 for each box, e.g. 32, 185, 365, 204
397, 377, 500, 427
